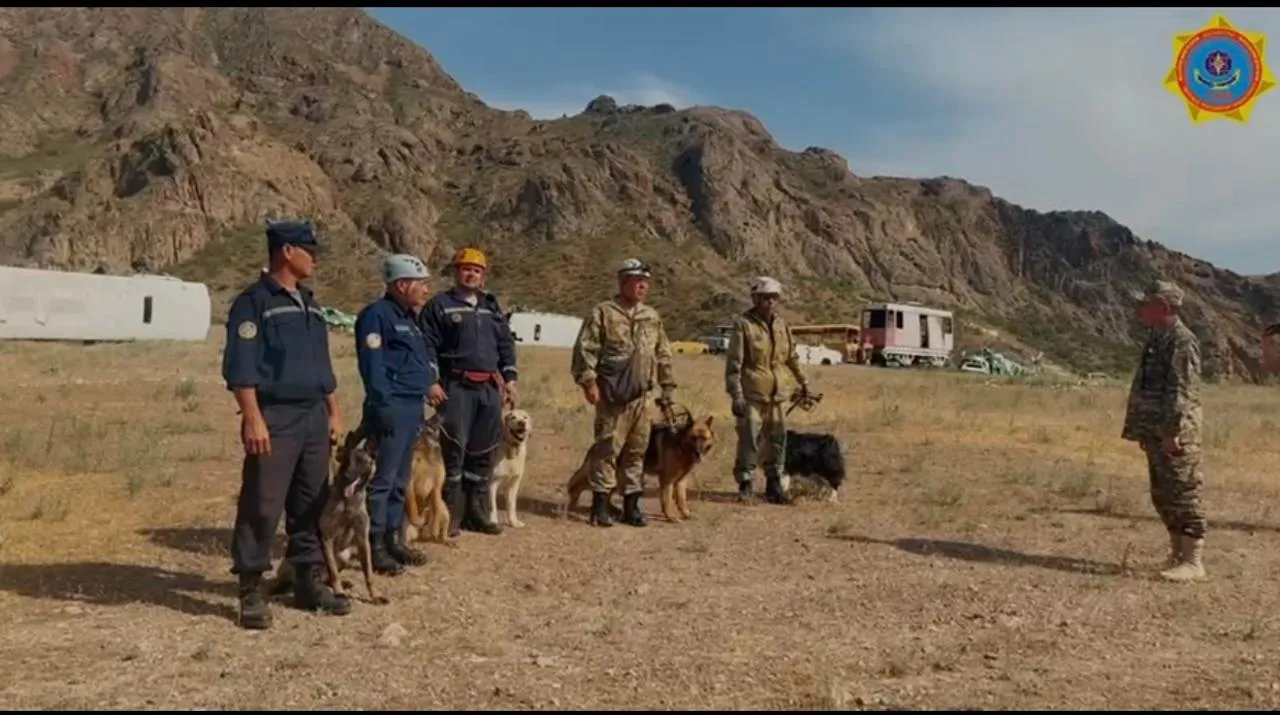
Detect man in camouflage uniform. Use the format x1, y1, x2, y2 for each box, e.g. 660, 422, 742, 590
1121, 279, 1207, 582
725, 277, 812, 505
571, 258, 678, 528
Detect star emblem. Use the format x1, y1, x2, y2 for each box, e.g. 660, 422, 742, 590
1163, 14, 1275, 124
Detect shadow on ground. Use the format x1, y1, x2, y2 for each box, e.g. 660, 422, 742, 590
1059, 506, 1280, 534
140, 526, 285, 560
0, 561, 235, 620
832, 534, 1125, 576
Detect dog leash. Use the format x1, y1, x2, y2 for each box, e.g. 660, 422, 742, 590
785, 390, 823, 417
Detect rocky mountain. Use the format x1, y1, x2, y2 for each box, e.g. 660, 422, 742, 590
1, 7, 1276, 379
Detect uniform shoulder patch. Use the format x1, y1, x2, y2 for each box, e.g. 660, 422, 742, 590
237, 321, 258, 340
365, 332, 382, 350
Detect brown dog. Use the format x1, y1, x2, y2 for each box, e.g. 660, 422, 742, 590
404, 413, 451, 546
565, 407, 717, 523
273, 425, 386, 604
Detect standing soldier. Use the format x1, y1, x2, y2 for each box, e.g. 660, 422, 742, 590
420, 247, 517, 538
724, 277, 813, 505
570, 259, 678, 528
221, 220, 351, 630
1121, 279, 1207, 582
355, 254, 433, 576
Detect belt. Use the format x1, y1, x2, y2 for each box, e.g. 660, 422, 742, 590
453, 370, 499, 385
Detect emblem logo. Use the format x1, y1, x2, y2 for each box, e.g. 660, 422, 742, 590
365, 332, 382, 350
451, 313, 463, 324
237, 321, 257, 340
1164, 14, 1276, 124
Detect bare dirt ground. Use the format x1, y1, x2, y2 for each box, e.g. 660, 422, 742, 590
3, 332, 1280, 710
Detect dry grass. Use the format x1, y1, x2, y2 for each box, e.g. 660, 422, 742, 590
2, 333, 1280, 709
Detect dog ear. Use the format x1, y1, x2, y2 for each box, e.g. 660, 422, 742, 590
703, 415, 714, 428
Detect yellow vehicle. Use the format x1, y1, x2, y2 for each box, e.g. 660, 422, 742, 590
670, 340, 710, 355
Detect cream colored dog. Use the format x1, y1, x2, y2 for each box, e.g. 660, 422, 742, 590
488, 408, 532, 528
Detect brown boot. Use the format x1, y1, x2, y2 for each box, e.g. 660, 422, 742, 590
1160, 535, 1206, 582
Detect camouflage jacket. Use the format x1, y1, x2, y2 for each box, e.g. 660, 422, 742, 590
1121, 318, 1203, 447
724, 308, 808, 404
571, 298, 676, 394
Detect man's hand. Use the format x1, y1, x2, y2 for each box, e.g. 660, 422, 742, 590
657, 387, 675, 408
242, 412, 271, 456
1162, 435, 1183, 457
428, 384, 447, 408
730, 395, 747, 419
583, 383, 600, 406
328, 411, 346, 445
503, 380, 519, 407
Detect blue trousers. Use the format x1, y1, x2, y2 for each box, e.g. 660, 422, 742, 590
230, 401, 330, 575
438, 378, 502, 485
364, 400, 425, 536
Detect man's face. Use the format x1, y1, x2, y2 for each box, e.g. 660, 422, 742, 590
392, 278, 430, 310
282, 243, 316, 279
620, 275, 651, 303
455, 263, 485, 290
1136, 298, 1171, 327
753, 293, 779, 316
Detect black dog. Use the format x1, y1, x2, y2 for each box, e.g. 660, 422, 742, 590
782, 429, 846, 499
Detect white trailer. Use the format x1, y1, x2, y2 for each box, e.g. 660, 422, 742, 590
508, 311, 583, 349
860, 301, 954, 368
0, 266, 211, 342
795, 344, 844, 366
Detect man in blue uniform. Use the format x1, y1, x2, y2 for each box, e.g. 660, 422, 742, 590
420, 247, 518, 538
221, 220, 351, 630
355, 253, 434, 575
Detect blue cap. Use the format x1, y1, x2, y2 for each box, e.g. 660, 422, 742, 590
266, 220, 322, 252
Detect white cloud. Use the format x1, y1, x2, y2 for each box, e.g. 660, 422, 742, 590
830, 8, 1280, 273
482, 72, 701, 120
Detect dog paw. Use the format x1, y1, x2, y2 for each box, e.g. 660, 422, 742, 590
509, 518, 526, 528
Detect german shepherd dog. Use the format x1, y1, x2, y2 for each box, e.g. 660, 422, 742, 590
565, 404, 717, 523
404, 412, 451, 546
273, 425, 387, 604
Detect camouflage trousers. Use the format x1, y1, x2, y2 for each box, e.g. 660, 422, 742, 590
586, 396, 653, 496
733, 400, 786, 483
1145, 444, 1206, 540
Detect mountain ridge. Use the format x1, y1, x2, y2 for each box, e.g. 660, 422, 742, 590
0, 7, 1276, 379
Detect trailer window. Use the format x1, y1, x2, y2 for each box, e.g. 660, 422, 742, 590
942, 317, 953, 334
143, 296, 153, 324
895, 311, 904, 329
867, 310, 887, 329
534, 324, 542, 342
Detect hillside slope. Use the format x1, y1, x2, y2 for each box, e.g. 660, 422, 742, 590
0, 7, 1276, 378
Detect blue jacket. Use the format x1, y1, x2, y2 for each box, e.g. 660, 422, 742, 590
355, 295, 433, 407
419, 288, 518, 383
221, 273, 337, 406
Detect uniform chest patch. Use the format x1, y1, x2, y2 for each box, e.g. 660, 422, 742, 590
451, 313, 463, 324
365, 332, 382, 350
237, 321, 258, 340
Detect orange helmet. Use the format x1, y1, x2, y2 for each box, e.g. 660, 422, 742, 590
452, 247, 487, 269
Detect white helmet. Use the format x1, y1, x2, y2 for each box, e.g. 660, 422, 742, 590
382, 253, 429, 283
750, 276, 782, 296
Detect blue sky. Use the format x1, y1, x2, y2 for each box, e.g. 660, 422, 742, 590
370, 8, 1280, 276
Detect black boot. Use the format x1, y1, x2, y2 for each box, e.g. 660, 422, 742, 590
370, 535, 405, 576
765, 474, 793, 505
444, 480, 465, 539
237, 572, 272, 630
293, 562, 352, 616
590, 491, 614, 527
462, 481, 503, 535
737, 477, 755, 503
385, 530, 428, 567
620, 492, 648, 527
